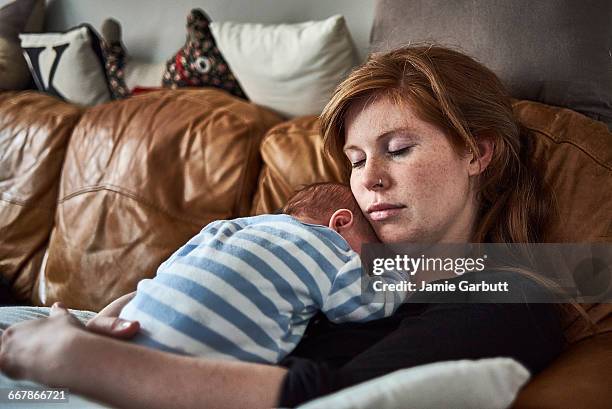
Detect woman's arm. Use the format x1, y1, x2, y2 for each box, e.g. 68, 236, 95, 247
0, 304, 287, 409
279, 300, 564, 407
61, 330, 287, 409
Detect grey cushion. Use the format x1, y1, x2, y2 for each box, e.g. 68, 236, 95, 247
370, 0, 612, 129
0, 0, 44, 90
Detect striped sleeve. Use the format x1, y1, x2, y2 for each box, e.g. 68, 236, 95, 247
320, 255, 405, 323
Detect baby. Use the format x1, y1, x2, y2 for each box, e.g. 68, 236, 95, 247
119, 182, 404, 363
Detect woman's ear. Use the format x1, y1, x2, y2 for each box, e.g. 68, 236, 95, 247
329, 209, 354, 233
467, 136, 495, 176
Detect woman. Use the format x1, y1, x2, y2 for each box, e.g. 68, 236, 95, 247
0, 45, 564, 408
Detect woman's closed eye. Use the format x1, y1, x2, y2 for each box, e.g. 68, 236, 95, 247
351, 159, 366, 169
346, 151, 366, 168
350, 146, 413, 168
388, 146, 412, 158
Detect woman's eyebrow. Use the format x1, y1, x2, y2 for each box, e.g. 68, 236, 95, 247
343, 127, 419, 151
343, 145, 360, 152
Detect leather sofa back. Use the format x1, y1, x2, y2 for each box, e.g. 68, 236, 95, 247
250, 116, 346, 215
513, 100, 612, 242
0, 91, 83, 302
3, 89, 281, 311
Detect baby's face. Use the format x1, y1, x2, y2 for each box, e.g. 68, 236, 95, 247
343, 216, 379, 249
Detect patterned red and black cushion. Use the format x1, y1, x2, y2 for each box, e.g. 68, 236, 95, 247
162, 9, 247, 100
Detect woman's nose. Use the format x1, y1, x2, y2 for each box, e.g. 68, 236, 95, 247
371, 177, 384, 190
363, 160, 387, 191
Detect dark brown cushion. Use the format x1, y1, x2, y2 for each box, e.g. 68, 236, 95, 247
370, 0, 612, 129
512, 332, 612, 409
0, 0, 44, 90
515, 100, 612, 243
517, 100, 612, 344
35, 89, 280, 311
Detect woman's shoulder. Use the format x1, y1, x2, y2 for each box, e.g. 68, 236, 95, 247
461, 268, 560, 301
404, 269, 559, 304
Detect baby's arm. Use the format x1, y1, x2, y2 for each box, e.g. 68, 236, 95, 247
96, 291, 136, 317
321, 257, 407, 323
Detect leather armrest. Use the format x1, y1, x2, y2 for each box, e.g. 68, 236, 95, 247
513, 332, 612, 409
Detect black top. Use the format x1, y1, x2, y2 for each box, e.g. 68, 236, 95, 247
277, 270, 565, 407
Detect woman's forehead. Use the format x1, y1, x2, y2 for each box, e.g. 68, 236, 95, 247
343, 97, 428, 147
343, 128, 421, 153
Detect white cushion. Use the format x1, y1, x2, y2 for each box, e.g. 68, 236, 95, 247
210, 15, 358, 118
296, 358, 530, 409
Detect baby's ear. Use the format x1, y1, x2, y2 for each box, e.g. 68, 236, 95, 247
329, 209, 354, 232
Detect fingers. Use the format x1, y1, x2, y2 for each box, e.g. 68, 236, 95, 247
0, 322, 35, 380
0, 328, 23, 380
49, 302, 85, 329
86, 316, 140, 339
49, 301, 139, 338
50, 302, 69, 317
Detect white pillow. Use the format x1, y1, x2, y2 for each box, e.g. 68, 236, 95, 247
211, 15, 358, 118
296, 358, 530, 409
19, 25, 111, 106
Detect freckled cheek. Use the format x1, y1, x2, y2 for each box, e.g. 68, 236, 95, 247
400, 159, 460, 210
401, 160, 443, 195
350, 177, 369, 211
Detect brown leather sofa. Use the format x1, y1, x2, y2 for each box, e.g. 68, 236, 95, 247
1, 88, 611, 408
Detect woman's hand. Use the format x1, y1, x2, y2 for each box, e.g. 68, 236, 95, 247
1, 302, 286, 409
0, 303, 82, 384
0, 296, 140, 384
85, 292, 140, 339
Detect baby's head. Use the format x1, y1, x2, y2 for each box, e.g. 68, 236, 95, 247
282, 182, 379, 254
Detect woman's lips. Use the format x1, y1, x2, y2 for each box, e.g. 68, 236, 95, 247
367, 203, 406, 221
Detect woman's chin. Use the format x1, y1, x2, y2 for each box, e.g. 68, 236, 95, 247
375, 226, 421, 244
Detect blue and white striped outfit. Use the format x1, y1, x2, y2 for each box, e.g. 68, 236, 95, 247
119, 214, 402, 363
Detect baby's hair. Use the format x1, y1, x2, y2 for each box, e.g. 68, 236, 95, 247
282, 182, 367, 227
